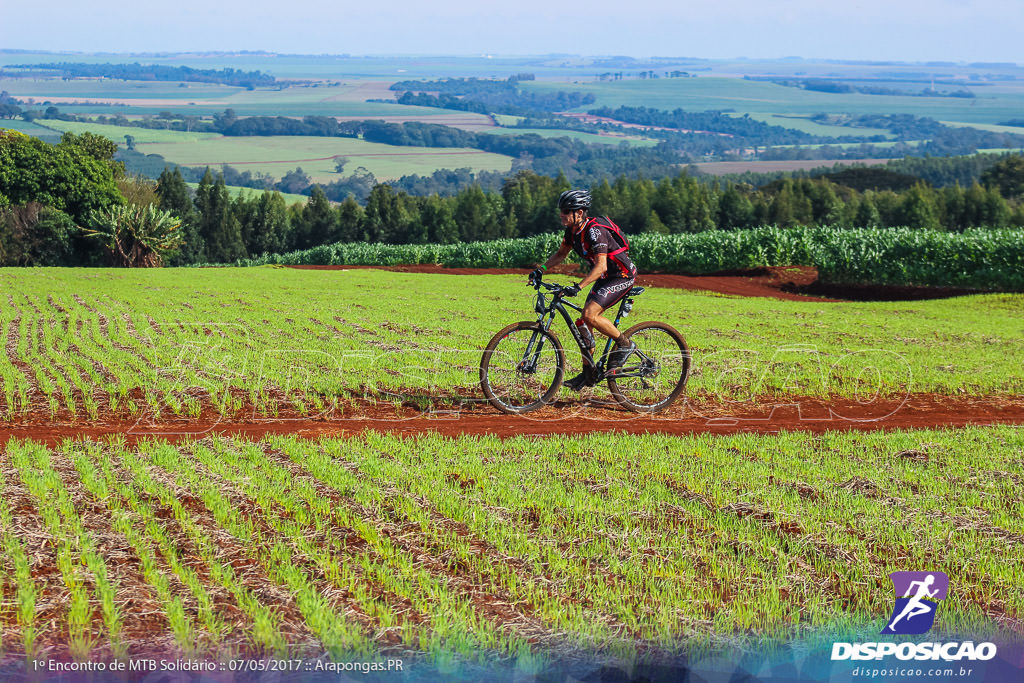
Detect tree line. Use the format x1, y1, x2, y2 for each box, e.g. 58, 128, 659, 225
6, 124, 1023, 267
387, 76, 596, 116
1, 63, 275, 88
749, 76, 977, 98
159, 159, 1024, 265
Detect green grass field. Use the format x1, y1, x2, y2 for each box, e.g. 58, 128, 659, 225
0, 119, 63, 142
522, 78, 1024, 126
0, 267, 1020, 420
482, 126, 658, 146
134, 135, 512, 182
0, 427, 1019, 662
728, 113, 895, 139
40, 119, 223, 144
36, 119, 514, 182
0, 256, 1021, 668
183, 182, 309, 205
0, 77, 244, 101
0, 78, 469, 118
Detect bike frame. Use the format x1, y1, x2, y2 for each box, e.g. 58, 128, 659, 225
528, 280, 648, 380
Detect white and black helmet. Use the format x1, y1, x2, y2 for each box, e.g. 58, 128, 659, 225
558, 189, 591, 212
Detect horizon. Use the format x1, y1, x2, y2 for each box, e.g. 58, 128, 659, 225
0, 49, 1020, 66
1, 0, 1022, 65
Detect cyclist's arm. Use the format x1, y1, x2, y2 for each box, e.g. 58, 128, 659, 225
540, 242, 572, 270
577, 253, 608, 289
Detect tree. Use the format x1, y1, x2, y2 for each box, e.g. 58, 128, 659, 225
500, 170, 561, 237
899, 183, 942, 230
195, 170, 246, 262
60, 131, 119, 165
718, 184, 754, 229
980, 154, 1024, 199
236, 190, 290, 255
277, 167, 312, 195
300, 186, 336, 249
0, 203, 80, 266
156, 166, 204, 264
0, 129, 124, 226
455, 185, 501, 242
364, 184, 415, 243
853, 195, 881, 229
420, 195, 458, 244
81, 204, 183, 267
336, 195, 365, 243
156, 167, 194, 218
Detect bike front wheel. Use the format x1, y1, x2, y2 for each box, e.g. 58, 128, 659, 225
480, 322, 565, 414
607, 321, 690, 413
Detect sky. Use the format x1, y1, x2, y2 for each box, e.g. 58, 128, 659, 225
1, 0, 1022, 63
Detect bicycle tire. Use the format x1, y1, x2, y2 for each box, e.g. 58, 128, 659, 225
607, 321, 690, 413
480, 322, 565, 414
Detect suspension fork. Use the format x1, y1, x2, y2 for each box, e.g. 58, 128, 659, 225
517, 310, 558, 373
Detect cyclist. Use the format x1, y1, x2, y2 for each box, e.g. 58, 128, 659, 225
531, 189, 637, 391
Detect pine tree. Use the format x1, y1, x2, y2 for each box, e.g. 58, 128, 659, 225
195, 171, 246, 262
301, 186, 337, 248
899, 183, 942, 231
718, 185, 754, 230
337, 195, 365, 243
157, 166, 205, 264
246, 191, 289, 255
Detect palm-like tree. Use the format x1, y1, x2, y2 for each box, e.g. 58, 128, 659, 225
82, 204, 183, 267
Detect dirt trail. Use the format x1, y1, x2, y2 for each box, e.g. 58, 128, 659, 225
289, 264, 985, 302
2, 394, 1021, 446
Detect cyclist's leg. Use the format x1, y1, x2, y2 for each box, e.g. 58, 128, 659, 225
582, 277, 634, 339
567, 277, 635, 391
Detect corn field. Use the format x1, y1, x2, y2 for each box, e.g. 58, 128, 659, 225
238, 227, 1024, 292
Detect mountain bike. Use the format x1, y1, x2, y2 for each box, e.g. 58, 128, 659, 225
480, 274, 690, 414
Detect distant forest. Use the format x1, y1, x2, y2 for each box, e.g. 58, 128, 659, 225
1, 62, 276, 87
4, 125, 1023, 268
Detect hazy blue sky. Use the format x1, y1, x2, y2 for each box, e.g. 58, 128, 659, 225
2, 0, 1021, 63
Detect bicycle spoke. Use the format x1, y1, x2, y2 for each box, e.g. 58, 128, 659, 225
481, 325, 563, 414
608, 322, 689, 412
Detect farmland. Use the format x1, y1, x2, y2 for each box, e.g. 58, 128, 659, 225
0, 427, 1021, 670
183, 183, 310, 206
0, 267, 1022, 423
3, 51, 1024, 679
37, 119, 515, 183
522, 77, 1024, 126
0, 266, 1020, 677
5, 53, 1024, 203
0, 78, 457, 119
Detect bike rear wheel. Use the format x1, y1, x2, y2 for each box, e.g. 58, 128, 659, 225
480, 322, 565, 414
607, 321, 690, 413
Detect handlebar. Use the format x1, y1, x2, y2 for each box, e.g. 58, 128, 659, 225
528, 274, 568, 294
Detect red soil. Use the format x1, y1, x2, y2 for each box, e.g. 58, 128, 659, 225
289, 264, 981, 302
0, 266, 1009, 445
2, 393, 1021, 447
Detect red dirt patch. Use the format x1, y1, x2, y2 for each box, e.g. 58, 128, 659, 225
1, 393, 1021, 446
288, 264, 980, 302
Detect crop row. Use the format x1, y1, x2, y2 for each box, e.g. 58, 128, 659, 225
0, 268, 1021, 420
0, 427, 1020, 662
239, 226, 1024, 292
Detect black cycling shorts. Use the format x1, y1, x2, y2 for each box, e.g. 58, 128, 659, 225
586, 276, 635, 310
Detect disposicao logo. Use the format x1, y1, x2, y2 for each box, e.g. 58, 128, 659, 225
882, 571, 949, 635
831, 570, 998, 663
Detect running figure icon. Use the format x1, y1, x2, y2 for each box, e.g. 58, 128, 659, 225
882, 571, 949, 635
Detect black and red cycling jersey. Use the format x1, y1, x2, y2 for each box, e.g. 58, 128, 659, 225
562, 216, 636, 280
